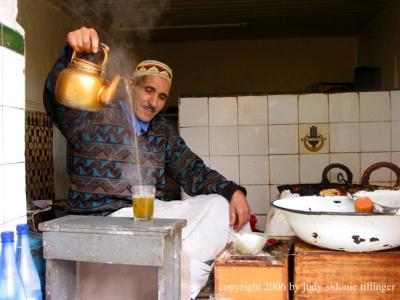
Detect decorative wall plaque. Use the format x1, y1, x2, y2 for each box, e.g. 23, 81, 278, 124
299, 123, 329, 154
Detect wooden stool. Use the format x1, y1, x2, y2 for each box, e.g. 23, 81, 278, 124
39, 215, 186, 300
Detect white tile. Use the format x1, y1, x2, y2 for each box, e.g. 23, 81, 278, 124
392, 152, 400, 168
243, 185, 270, 214
2, 47, 25, 109
238, 95, 268, 125
254, 215, 267, 232
269, 124, 298, 154
329, 153, 361, 183
391, 91, 400, 121
3, 163, 27, 222
299, 154, 329, 183
299, 93, 328, 123
329, 92, 359, 122
200, 156, 210, 166
269, 155, 299, 184
368, 181, 393, 187
360, 91, 390, 121
209, 126, 238, 155
209, 156, 239, 183
0, 216, 27, 233
209, 97, 237, 126
180, 127, 209, 156
0, 45, 3, 106
360, 122, 390, 152
179, 97, 208, 127
391, 152, 400, 182
0, 106, 3, 164
238, 125, 268, 155
269, 184, 281, 202
392, 122, 400, 151
239, 156, 269, 185
361, 152, 391, 183
330, 123, 360, 153
2, 107, 25, 163
268, 95, 298, 124
0, 165, 4, 224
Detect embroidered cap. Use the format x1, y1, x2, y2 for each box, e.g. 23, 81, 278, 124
133, 60, 173, 84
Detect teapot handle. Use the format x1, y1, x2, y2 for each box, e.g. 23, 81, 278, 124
70, 50, 77, 62
69, 44, 109, 77
100, 43, 109, 77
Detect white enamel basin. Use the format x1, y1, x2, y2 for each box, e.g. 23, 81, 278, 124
272, 196, 400, 252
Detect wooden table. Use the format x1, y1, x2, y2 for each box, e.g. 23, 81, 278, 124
294, 238, 400, 299
39, 215, 186, 300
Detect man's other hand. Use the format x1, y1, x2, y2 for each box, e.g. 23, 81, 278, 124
229, 190, 251, 231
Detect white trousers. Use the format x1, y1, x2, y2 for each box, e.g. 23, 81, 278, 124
75, 194, 248, 300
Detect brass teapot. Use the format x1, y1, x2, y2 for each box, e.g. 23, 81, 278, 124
55, 43, 121, 112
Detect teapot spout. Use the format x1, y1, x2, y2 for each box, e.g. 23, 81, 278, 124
99, 75, 122, 106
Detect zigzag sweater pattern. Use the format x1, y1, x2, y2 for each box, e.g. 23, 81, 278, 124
43, 46, 244, 215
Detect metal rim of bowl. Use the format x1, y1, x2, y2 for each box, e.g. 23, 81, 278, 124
271, 201, 398, 216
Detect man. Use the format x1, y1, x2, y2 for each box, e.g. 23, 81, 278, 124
45, 26, 253, 299
44, 26, 251, 231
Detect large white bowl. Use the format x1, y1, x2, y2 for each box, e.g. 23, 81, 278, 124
272, 195, 400, 252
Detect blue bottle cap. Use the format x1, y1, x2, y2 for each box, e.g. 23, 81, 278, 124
16, 223, 29, 234
1, 231, 14, 243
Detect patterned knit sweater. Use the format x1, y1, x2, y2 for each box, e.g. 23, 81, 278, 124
43, 46, 244, 215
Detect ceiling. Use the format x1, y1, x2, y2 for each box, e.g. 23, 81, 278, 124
50, 0, 389, 42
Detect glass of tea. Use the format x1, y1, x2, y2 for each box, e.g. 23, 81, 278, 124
132, 185, 155, 221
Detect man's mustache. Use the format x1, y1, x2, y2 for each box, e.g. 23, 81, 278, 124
143, 104, 156, 113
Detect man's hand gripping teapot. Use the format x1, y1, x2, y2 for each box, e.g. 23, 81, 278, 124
55, 43, 122, 112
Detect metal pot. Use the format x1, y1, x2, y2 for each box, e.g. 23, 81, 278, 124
277, 162, 400, 196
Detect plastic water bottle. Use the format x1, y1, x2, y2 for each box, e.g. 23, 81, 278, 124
16, 224, 42, 300
0, 231, 27, 299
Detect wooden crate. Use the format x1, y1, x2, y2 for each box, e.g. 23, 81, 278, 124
214, 238, 293, 300
294, 238, 400, 299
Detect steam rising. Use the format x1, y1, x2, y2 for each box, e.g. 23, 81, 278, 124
105, 0, 170, 78
67, 0, 171, 190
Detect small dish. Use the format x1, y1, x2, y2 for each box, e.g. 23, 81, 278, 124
232, 232, 267, 255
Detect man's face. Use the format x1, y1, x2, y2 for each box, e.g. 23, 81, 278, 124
130, 75, 170, 122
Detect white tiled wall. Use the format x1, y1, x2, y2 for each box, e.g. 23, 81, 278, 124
299, 93, 328, 123
269, 125, 298, 154
209, 126, 238, 155
268, 95, 298, 124
0, 18, 27, 232
238, 96, 268, 125
209, 97, 237, 126
239, 126, 268, 155
179, 91, 400, 231
360, 91, 390, 122
329, 92, 359, 122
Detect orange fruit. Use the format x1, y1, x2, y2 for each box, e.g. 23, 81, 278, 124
354, 197, 374, 213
